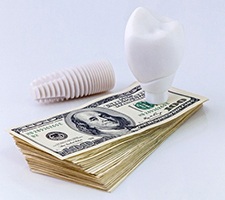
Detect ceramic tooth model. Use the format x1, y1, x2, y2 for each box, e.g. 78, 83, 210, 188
31, 60, 115, 103
125, 7, 184, 104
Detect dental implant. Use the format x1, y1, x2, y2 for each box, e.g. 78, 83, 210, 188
31, 60, 115, 103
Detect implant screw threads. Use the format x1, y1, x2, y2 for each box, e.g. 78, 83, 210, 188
31, 60, 115, 103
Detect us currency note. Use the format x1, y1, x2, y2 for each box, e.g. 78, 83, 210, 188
11, 83, 207, 159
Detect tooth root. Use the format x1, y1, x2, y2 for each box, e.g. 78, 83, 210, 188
30, 60, 115, 103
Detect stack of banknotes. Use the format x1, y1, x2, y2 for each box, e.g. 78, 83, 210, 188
10, 83, 207, 192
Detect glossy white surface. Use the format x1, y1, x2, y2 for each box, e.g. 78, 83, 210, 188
125, 7, 184, 104
1, 1, 225, 199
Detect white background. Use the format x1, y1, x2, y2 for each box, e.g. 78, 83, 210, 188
1, 0, 225, 199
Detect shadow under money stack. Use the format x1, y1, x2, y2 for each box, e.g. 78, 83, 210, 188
10, 83, 207, 192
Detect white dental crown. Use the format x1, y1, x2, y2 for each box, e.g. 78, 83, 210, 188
125, 7, 184, 104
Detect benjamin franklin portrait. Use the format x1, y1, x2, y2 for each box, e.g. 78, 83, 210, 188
65, 107, 135, 136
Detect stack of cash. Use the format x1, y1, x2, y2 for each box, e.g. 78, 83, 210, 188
10, 83, 207, 192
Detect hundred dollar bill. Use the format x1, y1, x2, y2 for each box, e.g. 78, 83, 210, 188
10, 82, 207, 160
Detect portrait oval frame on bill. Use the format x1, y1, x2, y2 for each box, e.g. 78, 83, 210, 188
64, 107, 136, 136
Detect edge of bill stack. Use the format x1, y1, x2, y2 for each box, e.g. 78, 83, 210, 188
9, 82, 208, 191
